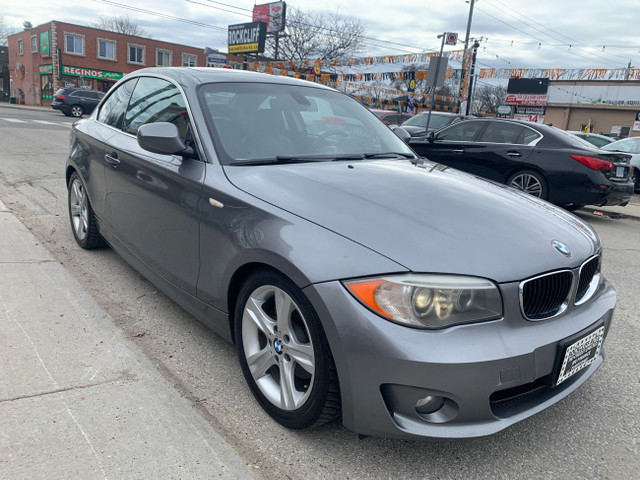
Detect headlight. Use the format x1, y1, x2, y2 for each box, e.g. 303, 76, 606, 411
344, 274, 502, 329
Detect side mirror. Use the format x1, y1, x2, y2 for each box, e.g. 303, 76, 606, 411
138, 122, 188, 155
391, 126, 411, 144
427, 131, 435, 143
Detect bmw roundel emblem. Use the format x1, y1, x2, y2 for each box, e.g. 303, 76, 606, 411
552, 240, 571, 257
274, 340, 283, 353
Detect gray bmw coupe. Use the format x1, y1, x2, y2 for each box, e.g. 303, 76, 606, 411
66, 67, 615, 440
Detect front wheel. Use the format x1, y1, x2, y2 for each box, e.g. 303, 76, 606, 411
70, 105, 84, 118
507, 170, 547, 200
234, 269, 340, 429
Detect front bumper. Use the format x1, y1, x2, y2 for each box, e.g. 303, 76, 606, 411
303, 279, 616, 440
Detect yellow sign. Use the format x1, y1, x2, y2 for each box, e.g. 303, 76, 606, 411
229, 43, 260, 53
313, 59, 322, 75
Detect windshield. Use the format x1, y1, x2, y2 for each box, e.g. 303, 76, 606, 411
601, 138, 640, 153
199, 82, 415, 164
402, 113, 453, 130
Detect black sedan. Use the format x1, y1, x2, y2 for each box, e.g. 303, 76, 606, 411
407, 118, 634, 210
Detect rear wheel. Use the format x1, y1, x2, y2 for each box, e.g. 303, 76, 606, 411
234, 269, 340, 429
632, 166, 639, 192
70, 105, 84, 118
507, 170, 547, 199
68, 172, 105, 249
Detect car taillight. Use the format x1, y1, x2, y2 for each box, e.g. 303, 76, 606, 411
570, 154, 613, 171
56, 95, 65, 100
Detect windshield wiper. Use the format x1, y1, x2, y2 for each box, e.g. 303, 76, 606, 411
362, 152, 416, 159
231, 156, 328, 166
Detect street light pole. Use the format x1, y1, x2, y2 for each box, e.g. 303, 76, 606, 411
465, 40, 480, 116
425, 33, 446, 134
458, 0, 476, 113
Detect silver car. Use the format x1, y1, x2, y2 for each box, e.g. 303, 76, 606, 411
66, 67, 615, 440
601, 136, 640, 192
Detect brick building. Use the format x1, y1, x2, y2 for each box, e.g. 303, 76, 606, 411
8, 20, 241, 107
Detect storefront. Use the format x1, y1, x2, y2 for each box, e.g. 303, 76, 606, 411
60, 65, 123, 92
39, 64, 54, 101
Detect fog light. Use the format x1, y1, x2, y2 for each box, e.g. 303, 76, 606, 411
415, 395, 445, 415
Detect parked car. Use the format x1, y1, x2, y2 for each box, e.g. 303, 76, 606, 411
369, 108, 413, 126
67, 67, 616, 440
400, 111, 466, 138
600, 136, 640, 192
407, 118, 634, 210
568, 131, 615, 148
51, 87, 105, 117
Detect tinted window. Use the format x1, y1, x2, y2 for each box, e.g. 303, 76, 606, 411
520, 128, 542, 145
478, 122, 524, 144
97, 79, 138, 129
437, 121, 483, 141
403, 113, 455, 130
124, 78, 189, 140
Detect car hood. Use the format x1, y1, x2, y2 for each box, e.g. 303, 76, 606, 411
224, 160, 600, 283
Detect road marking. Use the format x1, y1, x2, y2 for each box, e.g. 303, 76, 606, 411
3, 118, 26, 123
33, 120, 58, 125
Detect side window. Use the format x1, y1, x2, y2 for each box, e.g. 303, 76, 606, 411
437, 122, 483, 142
478, 122, 524, 144
123, 77, 189, 141
97, 79, 138, 129
519, 128, 542, 145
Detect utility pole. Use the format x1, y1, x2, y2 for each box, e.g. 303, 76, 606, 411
425, 33, 447, 134
458, 0, 476, 113
465, 40, 480, 116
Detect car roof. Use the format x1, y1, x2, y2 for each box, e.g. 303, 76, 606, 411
121, 67, 337, 92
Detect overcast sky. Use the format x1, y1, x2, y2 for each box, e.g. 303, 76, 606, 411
3, 0, 639, 72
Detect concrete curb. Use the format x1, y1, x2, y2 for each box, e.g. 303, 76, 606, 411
0, 199, 255, 479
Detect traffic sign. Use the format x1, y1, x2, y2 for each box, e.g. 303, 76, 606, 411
445, 32, 458, 45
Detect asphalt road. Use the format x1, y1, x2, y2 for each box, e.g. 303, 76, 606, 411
1, 105, 638, 479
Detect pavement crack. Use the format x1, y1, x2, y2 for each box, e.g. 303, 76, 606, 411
0, 372, 139, 404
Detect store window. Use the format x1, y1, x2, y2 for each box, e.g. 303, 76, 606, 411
156, 49, 172, 66
65, 33, 84, 55
128, 44, 145, 64
182, 53, 197, 67
18, 39, 23, 55
31, 36, 37, 53
98, 39, 116, 60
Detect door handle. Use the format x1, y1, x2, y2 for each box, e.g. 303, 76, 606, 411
105, 153, 121, 167
507, 151, 522, 157
452, 149, 464, 154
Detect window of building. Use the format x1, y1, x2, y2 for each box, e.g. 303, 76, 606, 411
31, 36, 37, 53
97, 39, 116, 60
18, 39, 23, 55
156, 49, 172, 67
182, 53, 197, 67
128, 44, 145, 64
65, 33, 84, 55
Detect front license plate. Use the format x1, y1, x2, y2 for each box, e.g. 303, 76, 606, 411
615, 166, 625, 178
555, 325, 605, 386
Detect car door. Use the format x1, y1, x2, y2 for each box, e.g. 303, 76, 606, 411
455, 121, 537, 183
103, 76, 204, 295
409, 121, 485, 172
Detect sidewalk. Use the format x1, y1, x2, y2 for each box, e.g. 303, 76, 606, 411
0, 199, 254, 479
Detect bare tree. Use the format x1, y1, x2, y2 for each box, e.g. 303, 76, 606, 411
266, 8, 365, 62
473, 85, 507, 114
92, 15, 149, 37
1, 15, 17, 45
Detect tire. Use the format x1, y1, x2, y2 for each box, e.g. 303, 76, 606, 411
632, 167, 640, 193
70, 105, 84, 118
68, 172, 105, 249
234, 268, 341, 429
559, 204, 585, 212
507, 170, 548, 200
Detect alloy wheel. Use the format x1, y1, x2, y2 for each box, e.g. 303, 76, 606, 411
69, 178, 89, 241
509, 172, 543, 197
241, 285, 315, 411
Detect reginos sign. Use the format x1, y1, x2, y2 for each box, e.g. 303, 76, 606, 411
228, 22, 267, 54
62, 65, 123, 81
